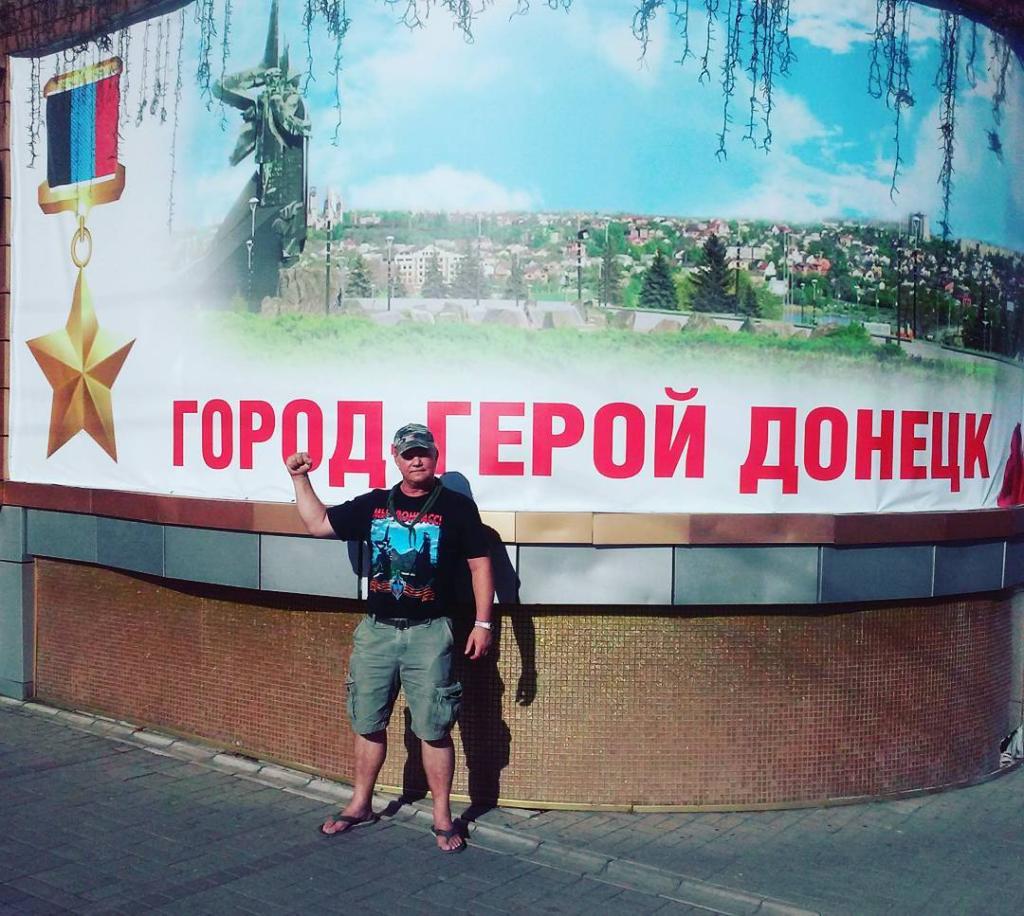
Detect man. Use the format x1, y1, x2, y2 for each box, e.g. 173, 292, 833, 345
285, 423, 494, 853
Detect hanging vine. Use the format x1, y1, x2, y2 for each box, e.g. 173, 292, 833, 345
134, 19, 151, 126
964, 18, 978, 87
868, 0, 913, 201
26, 56, 41, 168
632, 0, 793, 155
168, 8, 185, 232
935, 11, 960, 240
194, 0, 217, 108
218, 0, 232, 128
716, 0, 742, 161
5, 0, 1024, 242
699, 0, 720, 85
670, 0, 694, 64
117, 27, 132, 126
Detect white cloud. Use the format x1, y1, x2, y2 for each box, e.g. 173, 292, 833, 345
789, 0, 941, 55
767, 89, 833, 147
348, 165, 537, 211
339, 13, 511, 132
557, 1, 669, 86
718, 152, 897, 223
788, 17, 872, 55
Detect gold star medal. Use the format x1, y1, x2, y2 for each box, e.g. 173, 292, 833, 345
27, 256, 134, 460
29, 57, 133, 461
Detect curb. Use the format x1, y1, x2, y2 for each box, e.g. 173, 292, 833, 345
1, 698, 819, 916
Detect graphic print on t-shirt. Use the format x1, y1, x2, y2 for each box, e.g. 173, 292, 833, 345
368, 509, 441, 601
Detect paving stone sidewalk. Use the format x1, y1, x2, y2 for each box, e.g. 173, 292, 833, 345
472, 763, 1024, 915
3, 698, 1021, 915
0, 701, 746, 916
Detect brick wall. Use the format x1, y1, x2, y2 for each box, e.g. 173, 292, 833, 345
0, 1, 190, 56
34, 558, 1014, 809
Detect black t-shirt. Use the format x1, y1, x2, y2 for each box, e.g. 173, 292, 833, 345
326, 483, 488, 619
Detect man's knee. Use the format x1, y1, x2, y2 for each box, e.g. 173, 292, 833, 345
355, 729, 388, 745
421, 734, 453, 750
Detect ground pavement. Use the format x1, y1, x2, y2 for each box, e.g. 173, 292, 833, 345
2, 698, 1022, 915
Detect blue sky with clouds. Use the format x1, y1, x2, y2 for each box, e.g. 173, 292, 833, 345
177, 0, 1024, 248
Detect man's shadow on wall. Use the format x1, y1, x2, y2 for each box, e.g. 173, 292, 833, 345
398, 471, 536, 822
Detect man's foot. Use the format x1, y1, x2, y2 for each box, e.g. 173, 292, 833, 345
320, 807, 378, 837
431, 823, 466, 853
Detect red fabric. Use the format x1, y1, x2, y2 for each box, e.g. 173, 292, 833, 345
93, 75, 119, 178
997, 422, 1023, 507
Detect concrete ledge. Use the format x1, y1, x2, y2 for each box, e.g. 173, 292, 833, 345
13, 506, 1024, 605
0, 676, 31, 700
26, 509, 97, 563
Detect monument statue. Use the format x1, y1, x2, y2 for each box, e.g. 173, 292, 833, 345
203, 0, 310, 307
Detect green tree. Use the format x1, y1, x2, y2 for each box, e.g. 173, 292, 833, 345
638, 249, 678, 310
599, 244, 622, 306
421, 251, 448, 298
451, 245, 489, 300
346, 254, 373, 297
741, 284, 760, 317
691, 233, 735, 313
505, 256, 527, 302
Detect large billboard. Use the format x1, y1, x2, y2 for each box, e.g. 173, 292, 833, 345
9, 0, 1024, 514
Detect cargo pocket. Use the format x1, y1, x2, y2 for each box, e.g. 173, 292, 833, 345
345, 673, 358, 726
431, 682, 463, 734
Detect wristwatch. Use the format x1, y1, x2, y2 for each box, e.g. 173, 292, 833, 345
474, 620, 493, 630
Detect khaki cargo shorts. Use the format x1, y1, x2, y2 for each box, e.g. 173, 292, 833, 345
345, 615, 462, 742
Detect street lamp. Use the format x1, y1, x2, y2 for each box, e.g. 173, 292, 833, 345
325, 215, 333, 314
476, 214, 483, 307
513, 253, 521, 310
894, 238, 904, 346
911, 248, 921, 339
386, 235, 394, 312
248, 196, 259, 239
576, 228, 590, 303
799, 281, 805, 324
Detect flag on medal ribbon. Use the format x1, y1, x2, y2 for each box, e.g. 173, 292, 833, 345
46, 71, 119, 188
38, 58, 125, 214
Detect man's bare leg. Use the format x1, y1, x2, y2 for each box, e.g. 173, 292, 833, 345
322, 730, 386, 835
421, 734, 463, 851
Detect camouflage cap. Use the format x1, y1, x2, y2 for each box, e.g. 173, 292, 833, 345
392, 422, 437, 456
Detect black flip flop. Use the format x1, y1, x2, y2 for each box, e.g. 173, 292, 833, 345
431, 825, 466, 854
319, 812, 379, 837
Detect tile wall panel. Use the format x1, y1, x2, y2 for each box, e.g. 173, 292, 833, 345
33, 559, 1014, 808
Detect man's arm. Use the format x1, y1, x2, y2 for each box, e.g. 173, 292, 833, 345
284, 452, 335, 538
464, 554, 495, 660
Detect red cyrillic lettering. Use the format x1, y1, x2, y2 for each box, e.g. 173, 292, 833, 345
329, 401, 386, 488
201, 399, 233, 470
654, 404, 705, 478
803, 407, 848, 481
532, 403, 585, 476
238, 400, 275, 470
854, 409, 894, 479
426, 401, 472, 474
593, 402, 645, 479
964, 413, 991, 478
281, 399, 323, 470
740, 407, 798, 494
172, 400, 198, 467
931, 412, 961, 492
899, 410, 928, 479
479, 402, 526, 476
